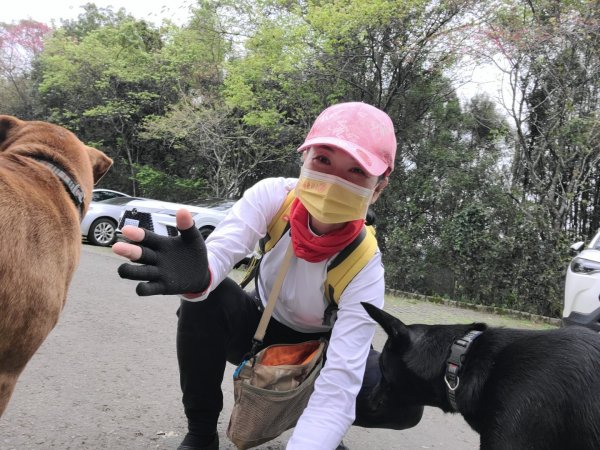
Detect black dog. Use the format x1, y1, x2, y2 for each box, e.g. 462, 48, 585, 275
362, 302, 600, 450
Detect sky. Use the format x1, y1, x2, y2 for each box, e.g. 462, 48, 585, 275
454, 60, 511, 105
3, 0, 194, 26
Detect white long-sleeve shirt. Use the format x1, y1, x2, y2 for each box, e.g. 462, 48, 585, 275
191, 177, 385, 449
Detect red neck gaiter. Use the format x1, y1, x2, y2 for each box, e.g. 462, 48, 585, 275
289, 198, 364, 263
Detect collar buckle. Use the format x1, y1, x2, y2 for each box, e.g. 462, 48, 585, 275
444, 330, 482, 411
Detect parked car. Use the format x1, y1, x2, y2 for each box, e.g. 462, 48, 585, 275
82, 196, 141, 246
92, 188, 131, 202
118, 198, 235, 239
563, 230, 600, 332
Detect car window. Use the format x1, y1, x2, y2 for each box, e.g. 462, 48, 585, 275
93, 191, 113, 202
183, 198, 236, 210
99, 197, 139, 205
210, 202, 235, 211
94, 191, 129, 202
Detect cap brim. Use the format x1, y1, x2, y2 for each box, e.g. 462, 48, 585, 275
297, 137, 388, 177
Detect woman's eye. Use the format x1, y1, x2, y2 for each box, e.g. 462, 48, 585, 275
315, 155, 330, 164
350, 167, 366, 176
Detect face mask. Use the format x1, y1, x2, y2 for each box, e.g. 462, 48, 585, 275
295, 167, 374, 224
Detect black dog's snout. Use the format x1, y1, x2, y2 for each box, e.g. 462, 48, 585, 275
366, 382, 390, 412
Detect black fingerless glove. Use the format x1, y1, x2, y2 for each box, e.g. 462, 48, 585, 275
117, 225, 210, 296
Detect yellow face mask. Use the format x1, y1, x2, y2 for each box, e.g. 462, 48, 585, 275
295, 168, 374, 224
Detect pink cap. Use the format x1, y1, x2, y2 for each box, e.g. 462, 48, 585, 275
298, 102, 396, 176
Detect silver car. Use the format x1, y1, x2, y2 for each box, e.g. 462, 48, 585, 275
81, 196, 140, 246
118, 198, 235, 239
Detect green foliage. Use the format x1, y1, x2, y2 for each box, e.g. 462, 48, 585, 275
59, 3, 134, 39
34, 7, 185, 195
132, 165, 205, 201
138, 98, 297, 198
222, 9, 321, 128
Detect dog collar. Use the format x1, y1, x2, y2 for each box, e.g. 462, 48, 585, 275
444, 330, 482, 412
31, 157, 85, 218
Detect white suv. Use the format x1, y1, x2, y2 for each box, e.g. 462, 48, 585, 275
563, 230, 600, 331
118, 198, 235, 239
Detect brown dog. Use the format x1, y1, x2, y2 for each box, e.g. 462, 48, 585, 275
0, 115, 112, 417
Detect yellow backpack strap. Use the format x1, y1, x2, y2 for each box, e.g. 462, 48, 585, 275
239, 189, 295, 288
324, 225, 378, 307
263, 189, 296, 252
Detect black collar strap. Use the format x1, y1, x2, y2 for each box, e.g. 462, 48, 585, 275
444, 330, 482, 412
31, 157, 85, 218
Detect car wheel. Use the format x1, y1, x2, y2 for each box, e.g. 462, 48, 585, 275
88, 218, 118, 246
198, 226, 214, 240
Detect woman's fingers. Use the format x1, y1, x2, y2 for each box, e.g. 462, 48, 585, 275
112, 241, 143, 261
112, 225, 148, 261
121, 225, 146, 242
176, 208, 194, 231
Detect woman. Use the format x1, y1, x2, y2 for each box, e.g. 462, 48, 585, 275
113, 102, 422, 450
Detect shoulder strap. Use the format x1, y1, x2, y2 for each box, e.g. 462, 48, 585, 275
253, 241, 295, 343
239, 190, 295, 288
263, 189, 295, 253
324, 225, 378, 305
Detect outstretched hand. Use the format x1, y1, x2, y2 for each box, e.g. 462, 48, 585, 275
113, 209, 210, 296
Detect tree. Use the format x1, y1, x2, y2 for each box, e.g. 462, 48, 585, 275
224, 0, 481, 128
0, 20, 50, 117
382, 91, 519, 307
36, 9, 178, 194
220, 0, 484, 191
136, 0, 281, 198
59, 2, 134, 39
482, 0, 600, 240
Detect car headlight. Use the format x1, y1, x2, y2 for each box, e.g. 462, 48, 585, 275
570, 256, 600, 274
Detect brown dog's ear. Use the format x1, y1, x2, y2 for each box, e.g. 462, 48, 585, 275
361, 302, 410, 344
0, 115, 23, 148
86, 146, 113, 183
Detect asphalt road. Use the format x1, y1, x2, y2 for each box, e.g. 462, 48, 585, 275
0, 244, 555, 450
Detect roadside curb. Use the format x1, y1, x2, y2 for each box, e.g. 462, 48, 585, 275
386, 289, 562, 327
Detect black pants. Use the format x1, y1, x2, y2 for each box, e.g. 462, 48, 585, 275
176, 277, 423, 439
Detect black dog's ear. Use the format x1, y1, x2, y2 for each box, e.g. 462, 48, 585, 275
362, 302, 410, 344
